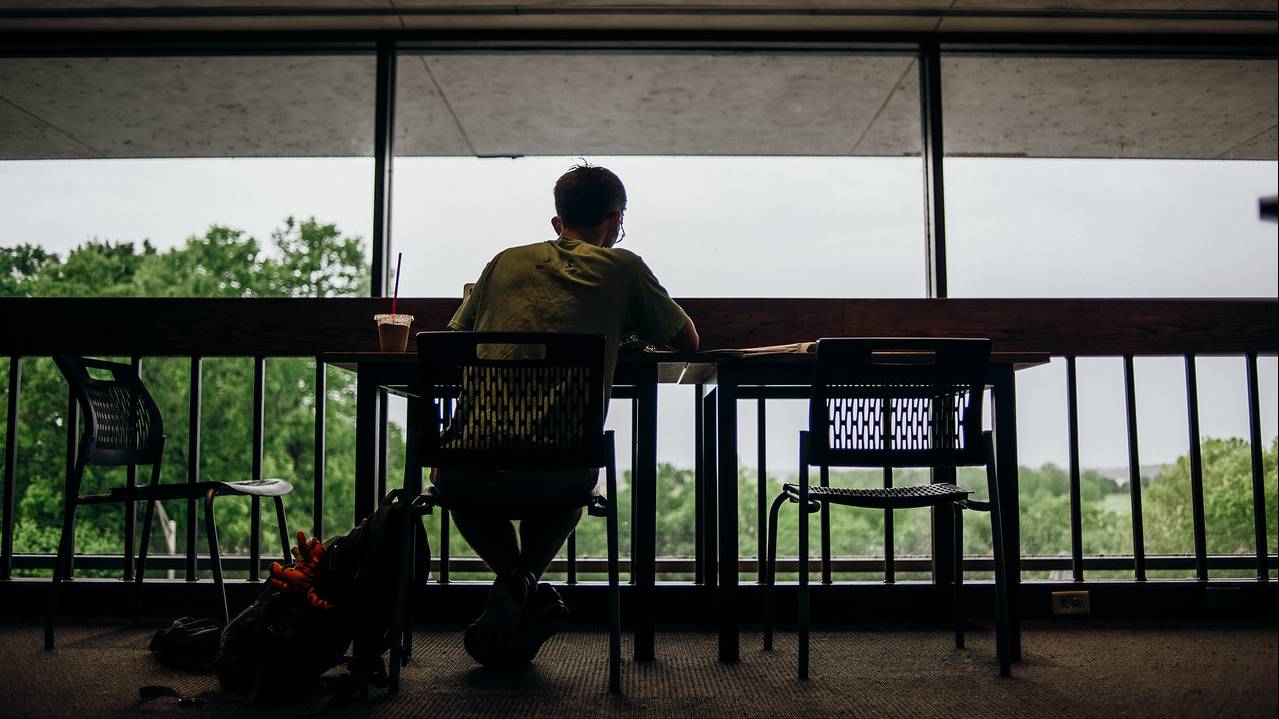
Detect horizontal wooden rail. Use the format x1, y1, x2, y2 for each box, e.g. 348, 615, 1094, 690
1, 297, 1274, 357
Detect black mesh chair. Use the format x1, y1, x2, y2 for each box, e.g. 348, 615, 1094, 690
762, 338, 1011, 678
388, 332, 622, 693
45, 356, 293, 648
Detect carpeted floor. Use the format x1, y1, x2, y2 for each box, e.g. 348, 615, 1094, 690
1, 618, 1274, 718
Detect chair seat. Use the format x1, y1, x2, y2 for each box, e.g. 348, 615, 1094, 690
101, 478, 293, 502
783, 481, 969, 509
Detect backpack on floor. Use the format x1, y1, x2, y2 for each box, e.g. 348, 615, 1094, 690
149, 615, 224, 672
214, 493, 430, 699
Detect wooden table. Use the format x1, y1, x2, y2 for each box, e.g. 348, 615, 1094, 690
329, 348, 1046, 668
697, 351, 1047, 664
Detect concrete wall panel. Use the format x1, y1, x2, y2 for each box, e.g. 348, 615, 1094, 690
0, 56, 376, 159
942, 57, 1279, 160
0, 99, 94, 158
406, 53, 918, 156
394, 54, 475, 155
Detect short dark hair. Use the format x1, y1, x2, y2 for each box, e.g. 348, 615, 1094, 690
553, 164, 627, 227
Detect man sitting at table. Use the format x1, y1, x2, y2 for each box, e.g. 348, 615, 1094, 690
439, 163, 699, 668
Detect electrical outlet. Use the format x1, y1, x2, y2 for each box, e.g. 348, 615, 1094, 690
1051, 590, 1091, 616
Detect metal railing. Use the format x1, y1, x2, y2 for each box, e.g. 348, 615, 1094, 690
1, 297, 1275, 593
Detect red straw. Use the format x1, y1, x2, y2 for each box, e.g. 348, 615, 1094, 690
391, 252, 403, 316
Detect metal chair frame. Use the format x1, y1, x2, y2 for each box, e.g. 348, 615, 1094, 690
762, 338, 1012, 678
45, 355, 293, 648
388, 332, 622, 693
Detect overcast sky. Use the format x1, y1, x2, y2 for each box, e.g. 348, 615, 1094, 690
1, 155, 1276, 473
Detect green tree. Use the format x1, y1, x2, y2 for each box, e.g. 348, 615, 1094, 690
1144, 436, 1278, 557
1, 219, 382, 577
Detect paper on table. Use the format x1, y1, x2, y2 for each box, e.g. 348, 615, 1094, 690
712, 341, 817, 357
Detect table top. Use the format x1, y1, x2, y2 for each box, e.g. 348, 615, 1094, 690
325, 349, 1050, 386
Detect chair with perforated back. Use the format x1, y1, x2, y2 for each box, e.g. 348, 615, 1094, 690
387, 331, 622, 693
762, 338, 1011, 678
45, 355, 294, 648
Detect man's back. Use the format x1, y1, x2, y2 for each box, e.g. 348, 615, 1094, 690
449, 236, 689, 390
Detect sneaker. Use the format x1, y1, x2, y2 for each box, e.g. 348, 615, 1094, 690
463, 570, 532, 668
498, 583, 569, 670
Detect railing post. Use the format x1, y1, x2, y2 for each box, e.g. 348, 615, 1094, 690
250, 356, 265, 582
123, 356, 140, 582
1244, 353, 1269, 581
187, 356, 201, 582
757, 397, 767, 585
1184, 355, 1209, 581
820, 464, 832, 585
313, 357, 325, 540
2, 357, 20, 581
64, 385, 78, 579
1066, 356, 1085, 582
1122, 355, 1147, 581
884, 467, 895, 584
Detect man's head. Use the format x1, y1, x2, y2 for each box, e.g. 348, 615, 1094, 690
551, 164, 627, 247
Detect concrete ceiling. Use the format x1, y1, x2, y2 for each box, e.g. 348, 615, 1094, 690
1, 52, 1274, 160
1, 2, 1275, 160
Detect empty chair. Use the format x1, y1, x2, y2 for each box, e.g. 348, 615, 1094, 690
763, 338, 1011, 678
46, 355, 293, 647
388, 332, 622, 693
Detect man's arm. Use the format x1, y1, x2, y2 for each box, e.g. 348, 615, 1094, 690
667, 318, 699, 353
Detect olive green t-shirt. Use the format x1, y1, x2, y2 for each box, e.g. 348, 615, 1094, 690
437, 237, 689, 500
448, 237, 690, 392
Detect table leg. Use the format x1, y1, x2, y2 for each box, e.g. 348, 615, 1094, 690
354, 368, 381, 525
694, 385, 705, 586
702, 389, 718, 591
991, 366, 1022, 660
633, 366, 658, 662
716, 374, 740, 663
404, 393, 422, 498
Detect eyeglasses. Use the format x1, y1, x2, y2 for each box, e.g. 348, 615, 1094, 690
615, 223, 626, 246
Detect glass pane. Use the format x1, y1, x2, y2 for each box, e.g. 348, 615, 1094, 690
391, 52, 926, 300
0, 55, 375, 300
943, 56, 1278, 298
0, 55, 377, 566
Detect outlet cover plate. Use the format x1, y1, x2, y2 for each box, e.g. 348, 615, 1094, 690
1052, 590, 1091, 616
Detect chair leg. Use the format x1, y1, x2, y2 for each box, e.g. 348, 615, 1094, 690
953, 502, 965, 649
985, 437, 1012, 677
763, 493, 787, 651
44, 494, 80, 650
797, 432, 810, 681
403, 540, 416, 665
388, 494, 415, 694
606, 432, 622, 694
134, 498, 158, 625
203, 490, 229, 626
273, 496, 291, 562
